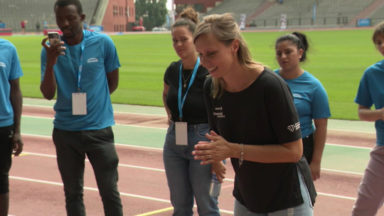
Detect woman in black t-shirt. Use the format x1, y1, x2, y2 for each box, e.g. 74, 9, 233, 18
192, 13, 314, 215
162, 8, 224, 216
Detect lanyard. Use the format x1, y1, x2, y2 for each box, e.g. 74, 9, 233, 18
77, 40, 85, 91
66, 30, 86, 91
178, 57, 200, 120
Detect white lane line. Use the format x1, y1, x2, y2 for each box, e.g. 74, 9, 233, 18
322, 168, 363, 176
23, 151, 165, 173
21, 132, 372, 152
19, 151, 359, 202
317, 192, 356, 201
326, 143, 372, 150
9, 175, 170, 203
21, 133, 163, 151
9, 175, 234, 214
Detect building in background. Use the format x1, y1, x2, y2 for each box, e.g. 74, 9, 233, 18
101, 0, 136, 32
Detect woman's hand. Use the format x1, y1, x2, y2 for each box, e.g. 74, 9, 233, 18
211, 160, 226, 183
193, 130, 232, 165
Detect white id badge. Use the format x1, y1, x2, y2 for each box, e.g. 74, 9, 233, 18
175, 122, 188, 145
72, 92, 87, 115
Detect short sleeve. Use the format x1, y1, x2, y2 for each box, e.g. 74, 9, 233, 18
265, 75, 301, 143
163, 63, 174, 85
312, 83, 331, 119
103, 35, 120, 73
9, 44, 23, 80
355, 70, 373, 108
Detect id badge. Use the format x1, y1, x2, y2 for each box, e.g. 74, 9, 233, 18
175, 122, 188, 145
72, 92, 87, 115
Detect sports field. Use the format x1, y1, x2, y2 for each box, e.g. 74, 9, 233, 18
1, 28, 382, 120
2, 29, 384, 215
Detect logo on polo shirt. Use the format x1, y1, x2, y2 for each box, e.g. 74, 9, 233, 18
0, 62, 6, 68
287, 122, 300, 132
293, 93, 303, 99
87, 58, 98, 63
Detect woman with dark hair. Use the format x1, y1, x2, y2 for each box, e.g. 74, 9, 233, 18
274, 32, 331, 181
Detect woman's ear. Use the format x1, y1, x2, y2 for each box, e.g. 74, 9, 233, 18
231, 39, 240, 54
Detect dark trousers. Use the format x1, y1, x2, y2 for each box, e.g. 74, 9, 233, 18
0, 125, 13, 194
53, 127, 123, 216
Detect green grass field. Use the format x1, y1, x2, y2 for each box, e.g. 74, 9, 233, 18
1, 29, 382, 120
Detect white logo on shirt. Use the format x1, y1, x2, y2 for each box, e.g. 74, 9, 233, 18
87, 58, 98, 63
292, 93, 303, 99
287, 122, 300, 132
213, 106, 225, 118
0, 62, 6, 68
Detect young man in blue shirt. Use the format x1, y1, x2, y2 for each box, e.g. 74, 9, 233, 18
40, 0, 122, 215
0, 39, 23, 216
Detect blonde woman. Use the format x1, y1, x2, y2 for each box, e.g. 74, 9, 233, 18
192, 13, 314, 215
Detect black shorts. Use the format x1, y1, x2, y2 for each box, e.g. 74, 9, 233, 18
0, 125, 14, 194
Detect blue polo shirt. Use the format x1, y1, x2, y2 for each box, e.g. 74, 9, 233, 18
41, 30, 120, 131
275, 70, 331, 137
355, 60, 384, 146
0, 39, 23, 127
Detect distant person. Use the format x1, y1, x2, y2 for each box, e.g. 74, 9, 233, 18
0, 20, 5, 29
162, 7, 224, 216
36, 21, 41, 33
40, 0, 123, 215
0, 39, 23, 216
43, 20, 48, 30
20, 20, 27, 34
192, 13, 315, 215
353, 21, 384, 216
274, 32, 331, 181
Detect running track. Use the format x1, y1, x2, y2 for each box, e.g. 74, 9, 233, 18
7, 98, 384, 215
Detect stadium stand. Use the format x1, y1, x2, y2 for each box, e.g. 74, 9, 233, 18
201, 0, 384, 29
204, 0, 266, 22
0, 0, 99, 32
365, 0, 384, 26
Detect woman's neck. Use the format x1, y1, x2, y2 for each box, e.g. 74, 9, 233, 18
223, 63, 263, 92
181, 55, 198, 70
279, 66, 304, 80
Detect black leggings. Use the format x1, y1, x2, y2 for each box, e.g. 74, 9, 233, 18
0, 125, 13, 194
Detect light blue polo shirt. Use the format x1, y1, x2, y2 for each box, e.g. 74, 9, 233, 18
0, 39, 23, 127
355, 60, 384, 146
41, 30, 120, 131
275, 70, 331, 137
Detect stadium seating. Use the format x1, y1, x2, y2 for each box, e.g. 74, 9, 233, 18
202, 0, 382, 29
0, 0, 99, 32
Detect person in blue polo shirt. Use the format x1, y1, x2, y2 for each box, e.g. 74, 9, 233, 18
40, 0, 122, 215
0, 39, 23, 216
274, 32, 331, 181
353, 21, 384, 216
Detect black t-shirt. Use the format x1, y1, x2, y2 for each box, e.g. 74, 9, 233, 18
164, 60, 209, 123
204, 68, 303, 213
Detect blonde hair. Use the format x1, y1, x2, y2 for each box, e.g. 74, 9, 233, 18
193, 13, 259, 98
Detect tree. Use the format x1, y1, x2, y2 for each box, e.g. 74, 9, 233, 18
135, 0, 168, 30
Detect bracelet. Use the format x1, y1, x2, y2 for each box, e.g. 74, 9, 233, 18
239, 143, 244, 166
